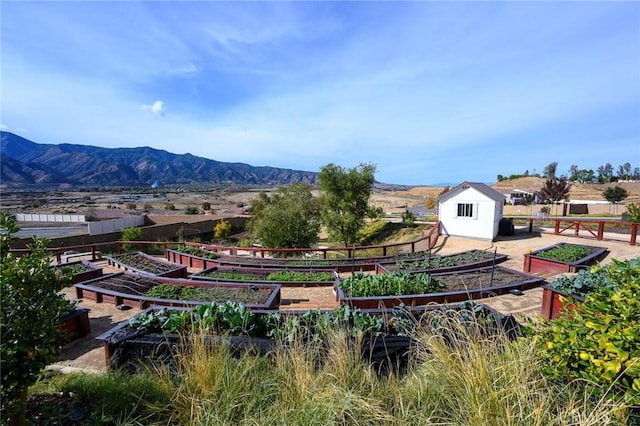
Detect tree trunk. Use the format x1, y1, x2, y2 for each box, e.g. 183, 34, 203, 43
11, 387, 28, 426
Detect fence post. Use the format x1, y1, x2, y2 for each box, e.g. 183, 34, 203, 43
597, 222, 605, 240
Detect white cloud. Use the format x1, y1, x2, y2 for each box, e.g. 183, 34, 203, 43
141, 100, 165, 116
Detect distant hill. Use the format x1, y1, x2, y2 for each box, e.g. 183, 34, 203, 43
0, 132, 318, 188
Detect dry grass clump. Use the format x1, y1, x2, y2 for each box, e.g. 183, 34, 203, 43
143, 310, 616, 425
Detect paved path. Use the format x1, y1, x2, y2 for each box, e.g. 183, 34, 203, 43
50, 230, 639, 373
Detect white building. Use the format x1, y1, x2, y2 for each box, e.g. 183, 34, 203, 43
438, 182, 506, 241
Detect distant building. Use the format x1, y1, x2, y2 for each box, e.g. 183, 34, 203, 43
498, 188, 539, 205
438, 182, 505, 240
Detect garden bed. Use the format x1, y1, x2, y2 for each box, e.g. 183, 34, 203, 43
523, 243, 609, 275
190, 266, 337, 287
59, 308, 91, 343
165, 247, 432, 273
53, 260, 103, 284
335, 266, 545, 309
97, 302, 521, 371
377, 249, 508, 274
540, 285, 585, 320
107, 252, 188, 278
74, 273, 281, 310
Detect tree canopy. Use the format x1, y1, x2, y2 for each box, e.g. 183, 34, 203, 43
318, 162, 376, 247
602, 186, 629, 204
540, 178, 571, 213
249, 183, 321, 249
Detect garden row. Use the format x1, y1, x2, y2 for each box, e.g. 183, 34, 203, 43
62, 242, 610, 317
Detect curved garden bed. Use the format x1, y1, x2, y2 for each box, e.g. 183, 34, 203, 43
74, 273, 281, 310
53, 260, 103, 284
107, 252, 188, 278
165, 247, 434, 273
190, 266, 337, 287
377, 249, 508, 274
335, 266, 545, 309
523, 242, 608, 275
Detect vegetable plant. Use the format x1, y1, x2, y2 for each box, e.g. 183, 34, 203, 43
339, 272, 444, 297
535, 244, 591, 263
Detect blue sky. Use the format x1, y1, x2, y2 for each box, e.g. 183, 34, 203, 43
1, 1, 639, 185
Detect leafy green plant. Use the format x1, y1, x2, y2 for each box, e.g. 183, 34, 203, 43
266, 270, 334, 282
201, 271, 263, 281
535, 258, 640, 408
174, 245, 218, 259
339, 271, 444, 297
535, 244, 590, 262
146, 284, 184, 300
548, 268, 614, 298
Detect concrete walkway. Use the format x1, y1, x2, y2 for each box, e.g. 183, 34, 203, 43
50, 229, 639, 373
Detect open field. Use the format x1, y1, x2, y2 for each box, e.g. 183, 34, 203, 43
2, 178, 639, 219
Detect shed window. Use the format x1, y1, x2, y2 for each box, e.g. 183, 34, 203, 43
457, 203, 475, 218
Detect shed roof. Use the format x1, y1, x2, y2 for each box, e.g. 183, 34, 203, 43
438, 181, 506, 204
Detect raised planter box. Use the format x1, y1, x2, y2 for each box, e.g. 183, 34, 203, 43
335, 266, 545, 309
97, 303, 521, 371
523, 243, 609, 275
377, 249, 508, 274
190, 266, 337, 288
540, 284, 585, 320
165, 247, 417, 273
60, 308, 91, 342
74, 273, 281, 310
107, 252, 187, 278
165, 248, 220, 270
53, 260, 103, 284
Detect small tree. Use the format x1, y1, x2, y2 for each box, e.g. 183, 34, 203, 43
602, 186, 629, 214
424, 195, 437, 210
251, 183, 321, 249
366, 206, 384, 220
164, 202, 176, 211
401, 209, 416, 228
125, 203, 137, 210
1, 212, 72, 425
318, 162, 376, 247
214, 219, 232, 239
143, 203, 154, 211
184, 206, 199, 215
540, 178, 571, 216
121, 226, 143, 252
201, 201, 211, 211
543, 161, 558, 180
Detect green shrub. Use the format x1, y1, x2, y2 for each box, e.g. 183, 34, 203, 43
535, 258, 640, 407
214, 219, 232, 239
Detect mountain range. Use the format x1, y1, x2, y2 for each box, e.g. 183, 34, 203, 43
0, 132, 318, 188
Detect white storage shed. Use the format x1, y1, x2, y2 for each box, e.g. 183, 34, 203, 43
438, 182, 505, 241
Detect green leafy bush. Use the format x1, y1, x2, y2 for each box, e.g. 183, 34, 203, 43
535, 258, 640, 407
